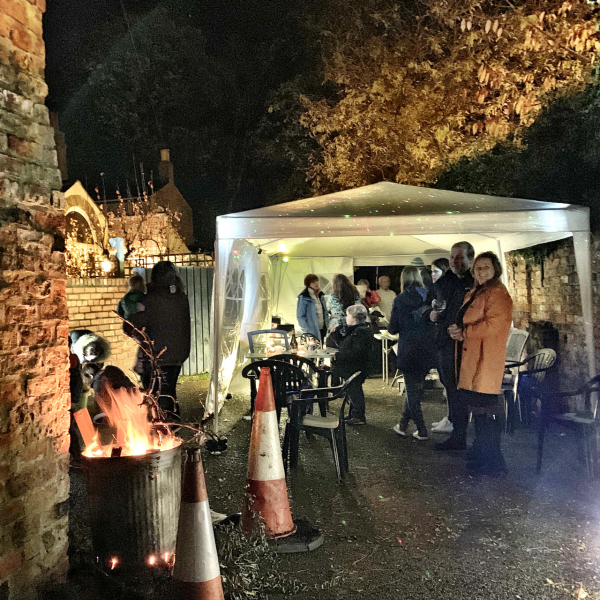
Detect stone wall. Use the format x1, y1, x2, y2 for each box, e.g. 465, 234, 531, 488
0, 1, 70, 598
505, 237, 600, 390
66, 278, 139, 372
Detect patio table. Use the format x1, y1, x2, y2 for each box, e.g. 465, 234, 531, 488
374, 331, 399, 385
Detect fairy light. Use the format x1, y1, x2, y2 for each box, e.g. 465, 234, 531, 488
109, 557, 119, 570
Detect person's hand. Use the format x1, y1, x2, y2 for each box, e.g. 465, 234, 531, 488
430, 310, 439, 323
448, 324, 464, 341
137, 303, 146, 312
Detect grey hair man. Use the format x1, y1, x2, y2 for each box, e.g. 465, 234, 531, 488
430, 241, 476, 448
376, 275, 396, 321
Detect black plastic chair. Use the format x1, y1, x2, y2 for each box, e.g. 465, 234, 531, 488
283, 372, 362, 484
270, 353, 320, 380
241, 359, 313, 422
537, 374, 600, 478
504, 348, 557, 433
247, 329, 290, 355
299, 333, 321, 349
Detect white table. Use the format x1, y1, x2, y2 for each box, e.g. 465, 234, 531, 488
374, 331, 399, 385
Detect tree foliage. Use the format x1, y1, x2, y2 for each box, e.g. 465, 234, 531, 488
300, 0, 600, 193
436, 83, 600, 228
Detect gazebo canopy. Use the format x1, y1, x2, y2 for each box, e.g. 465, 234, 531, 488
209, 183, 594, 430
218, 182, 588, 261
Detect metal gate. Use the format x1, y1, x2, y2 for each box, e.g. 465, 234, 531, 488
138, 265, 213, 375
177, 266, 213, 375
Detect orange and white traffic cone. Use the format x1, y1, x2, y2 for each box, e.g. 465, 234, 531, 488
242, 367, 297, 539
174, 448, 224, 600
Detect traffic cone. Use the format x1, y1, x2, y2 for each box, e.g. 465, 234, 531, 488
242, 367, 297, 539
174, 448, 224, 600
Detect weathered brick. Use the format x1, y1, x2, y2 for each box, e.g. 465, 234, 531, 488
0, 551, 23, 579
9, 22, 31, 52
0, 0, 27, 25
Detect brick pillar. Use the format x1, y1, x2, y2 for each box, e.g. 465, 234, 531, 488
0, 1, 70, 599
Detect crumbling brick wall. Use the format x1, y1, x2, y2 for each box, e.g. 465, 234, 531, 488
506, 237, 600, 390
66, 278, 139, 373
0, 1, 70, 598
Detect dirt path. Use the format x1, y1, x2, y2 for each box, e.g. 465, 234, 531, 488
60, 377, 600, 599
203, 379, 600, 600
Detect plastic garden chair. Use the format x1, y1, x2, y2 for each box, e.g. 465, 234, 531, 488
537, 374, 600, 479
283, 372, 362, 484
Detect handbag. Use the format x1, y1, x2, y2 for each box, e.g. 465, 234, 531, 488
326, 325, 346, 349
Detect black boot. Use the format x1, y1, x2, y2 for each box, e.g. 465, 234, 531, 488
467, 415, 507, 475
466, 414, 485, 461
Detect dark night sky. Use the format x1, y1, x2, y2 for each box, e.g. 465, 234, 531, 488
42, 0, 313, 248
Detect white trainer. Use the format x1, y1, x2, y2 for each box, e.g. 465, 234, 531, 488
210, 509, 228, 524
393, 424, 408, 437
431, 416, 448, 428
412, 431, 428, 441
432, 418, 454, 434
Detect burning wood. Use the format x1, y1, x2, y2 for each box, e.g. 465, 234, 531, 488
82, 375, 181, 458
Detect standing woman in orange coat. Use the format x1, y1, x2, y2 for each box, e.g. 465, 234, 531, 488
448, 252, 513, 475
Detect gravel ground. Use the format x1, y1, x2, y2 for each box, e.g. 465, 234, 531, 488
47, 377, 600, 599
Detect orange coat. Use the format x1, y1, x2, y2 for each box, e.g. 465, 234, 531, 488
457, 280, 513, 395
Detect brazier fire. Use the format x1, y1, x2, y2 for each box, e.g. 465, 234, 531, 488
76, 383, 183, 573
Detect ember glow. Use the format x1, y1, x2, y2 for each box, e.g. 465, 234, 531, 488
82, 385, 181, 458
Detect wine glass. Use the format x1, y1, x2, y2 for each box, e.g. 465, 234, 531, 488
432, 299, 447, 313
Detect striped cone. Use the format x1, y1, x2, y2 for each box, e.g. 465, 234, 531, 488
242, 367, 297, 539
174, 448, 224, 600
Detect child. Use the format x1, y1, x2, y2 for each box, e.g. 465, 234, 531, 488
117, 274, 146, 319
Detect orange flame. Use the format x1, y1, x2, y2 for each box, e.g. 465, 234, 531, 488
109, 557, 119, 570
82, 385, 180, 458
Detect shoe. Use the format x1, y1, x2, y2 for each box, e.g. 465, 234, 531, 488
413, 431, 428, 441
432, 419, 454, 434
210, 509, 228, 524
346, 417, 366, 426
434, 437, 466, 451
431, 416, 449, 428
393, 423, 408, 437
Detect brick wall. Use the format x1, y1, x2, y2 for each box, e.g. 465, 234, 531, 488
506, 237, 600, 390
66, 278, 139, 373
0, 1, 70, 598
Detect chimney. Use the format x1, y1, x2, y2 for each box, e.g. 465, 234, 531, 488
158, 148, 174, 185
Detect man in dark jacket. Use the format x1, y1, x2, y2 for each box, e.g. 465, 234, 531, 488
332, 304, 375, 425
128, 261, 190, 416
431, 241, 475, 450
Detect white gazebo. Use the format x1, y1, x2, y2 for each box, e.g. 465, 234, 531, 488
208, 182, 594, 430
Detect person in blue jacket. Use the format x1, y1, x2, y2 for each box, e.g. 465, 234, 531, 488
296, 274, 329, 343
388, 266, 437, 440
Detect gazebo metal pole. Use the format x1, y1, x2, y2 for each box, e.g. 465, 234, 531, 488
212, 235, 221, 434
572, 231, 596, 378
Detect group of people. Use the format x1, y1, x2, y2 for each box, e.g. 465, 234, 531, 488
69, 261, 191, 437
295, 241, 513, 476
